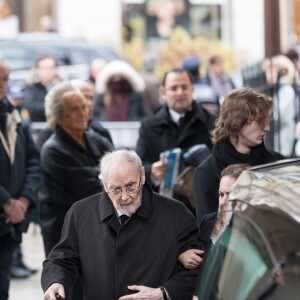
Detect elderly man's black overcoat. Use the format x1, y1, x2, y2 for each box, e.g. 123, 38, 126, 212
41, 183, 200, 300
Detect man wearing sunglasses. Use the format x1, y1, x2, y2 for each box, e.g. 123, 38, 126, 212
42, 149, 200, 300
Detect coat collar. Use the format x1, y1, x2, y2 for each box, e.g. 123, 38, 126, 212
84, 128, 110, 157
55, 126, 104, 157
153, 101, 208, 127
55, 126, 84, 149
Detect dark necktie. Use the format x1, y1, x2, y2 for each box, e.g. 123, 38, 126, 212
120, 214, 129, 225
179, 116, 185, 128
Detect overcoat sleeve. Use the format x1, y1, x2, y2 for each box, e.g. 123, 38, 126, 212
20, 122, 40, 205
193, 156, 220, 224
41, 205, 80, 294
163, 202, 201, 299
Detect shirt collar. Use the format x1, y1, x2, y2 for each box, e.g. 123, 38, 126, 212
115, 209, 130, 218
168, 108, 185, 125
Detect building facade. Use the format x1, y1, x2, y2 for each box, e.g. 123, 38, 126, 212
6, 0, 300, 63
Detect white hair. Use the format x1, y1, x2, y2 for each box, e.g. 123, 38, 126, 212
44, 81, 75, 128
99, 149, 143, 182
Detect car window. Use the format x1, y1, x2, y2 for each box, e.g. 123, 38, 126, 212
93, 46, 121, 61
0, 37, 121, 90
0, 46, 36, 71
195, 210, 277, 300
28, 43, 70, 67
0, 44, 69, 70
68, 47, 89, 65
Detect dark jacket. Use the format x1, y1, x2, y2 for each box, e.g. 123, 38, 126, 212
136, 102, 215, 211
136, 101, 215, 178
89, 119, 113, 143
38, 126, 113, 254
0, 98, 40, 239
23, 82, 48, 122
36, 120, 113, 151
41, 182, 200, 300
194, 140, 284, 222
198, 212, 217, 254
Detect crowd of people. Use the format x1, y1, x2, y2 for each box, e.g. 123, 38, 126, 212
0, 46, 299, 300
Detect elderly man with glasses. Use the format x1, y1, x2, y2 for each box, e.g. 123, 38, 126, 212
41, 149, 201, 300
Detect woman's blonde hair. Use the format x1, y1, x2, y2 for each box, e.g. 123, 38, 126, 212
44, 81, 75, 128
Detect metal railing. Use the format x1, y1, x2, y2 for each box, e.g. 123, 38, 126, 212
31, 121, 141, 149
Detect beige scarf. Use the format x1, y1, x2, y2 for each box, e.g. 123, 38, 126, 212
0, 109, 21, 164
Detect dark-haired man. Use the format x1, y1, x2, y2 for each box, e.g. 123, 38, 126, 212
136, 68, 215, 213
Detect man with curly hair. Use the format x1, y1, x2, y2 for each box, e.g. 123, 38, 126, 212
193, 87, 284, 222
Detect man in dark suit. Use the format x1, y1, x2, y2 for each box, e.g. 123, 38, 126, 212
41, 149, 200, 300
136, 68, 215, 213
0, 59, 40, 300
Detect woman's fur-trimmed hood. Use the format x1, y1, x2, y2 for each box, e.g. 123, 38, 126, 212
95, 60, 145, 94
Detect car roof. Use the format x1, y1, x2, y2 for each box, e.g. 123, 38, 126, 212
0, 32, 108, 46
231, 163, 300, 222
249, 157, 300, 171
0, 33, 122, 89
0, 33, 120, 71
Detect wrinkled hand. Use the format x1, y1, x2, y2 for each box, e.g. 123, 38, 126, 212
119, 285, 163, 300
3, 199, 26, 224
44, 283, 65, 300
151, 161, 168, 181
178, 249, 204, 269
18, 196, 30, 211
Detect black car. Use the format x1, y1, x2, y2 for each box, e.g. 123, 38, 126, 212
195, 158, 300, 300
0, 32, 121, 89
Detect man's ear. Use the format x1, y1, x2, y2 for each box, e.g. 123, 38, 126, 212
190, 84, 194, 94
141, 167, 146, 185
160, 86, 166, 98
102, 182, 108, 193
99, 174, 107, 192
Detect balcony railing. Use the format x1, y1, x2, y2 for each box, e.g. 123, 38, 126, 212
31, 121, 141, 149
